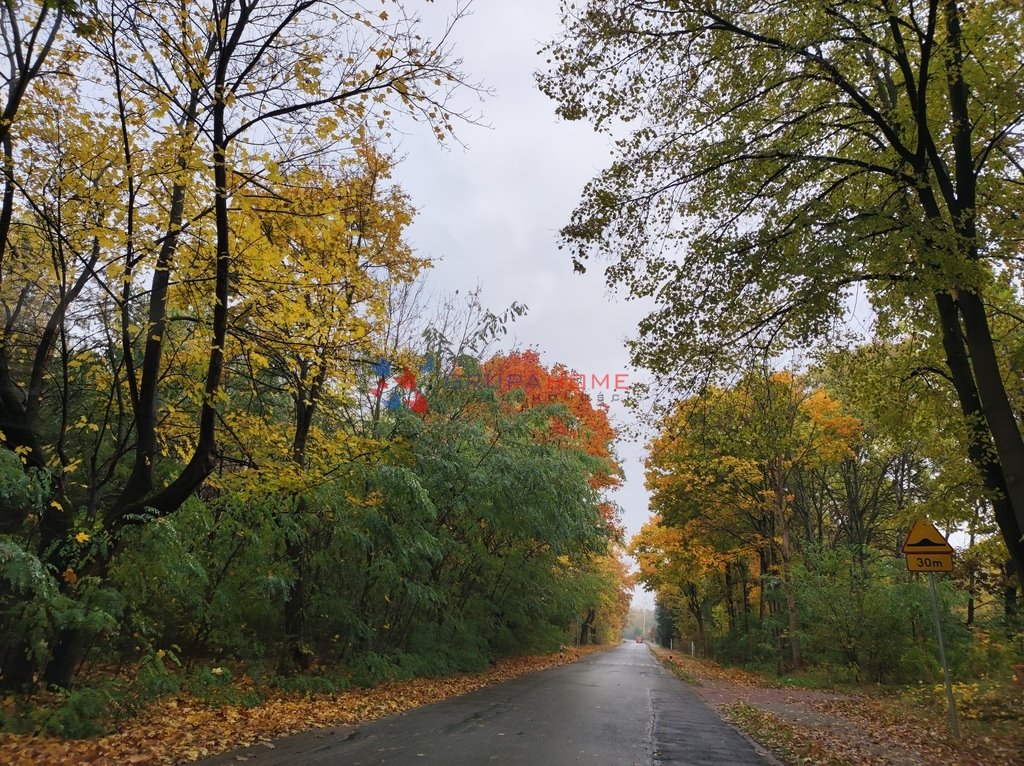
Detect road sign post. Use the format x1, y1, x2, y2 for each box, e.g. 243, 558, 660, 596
927, 572, 960, 740
902, 519, 959, 740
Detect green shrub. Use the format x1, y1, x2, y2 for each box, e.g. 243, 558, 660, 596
349, 652, 405, 687
795, 547, 968, 683
40, 685, 118, 738
274, 671, 349, 696
0, 540, 122, 684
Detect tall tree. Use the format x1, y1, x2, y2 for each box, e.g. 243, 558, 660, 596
217, 151, 424, 667
481, 351, 627, 630
0, 0, 86, 530
0, 0, 475, 689
643, 369, 860, 669
482, 350, 623, 492
539, 0, 1024, 567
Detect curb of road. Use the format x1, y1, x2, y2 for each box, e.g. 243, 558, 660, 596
645, 645, 786, 766
721, 718, 786, 766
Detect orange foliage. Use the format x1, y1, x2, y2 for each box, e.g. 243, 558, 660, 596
482, 351, 623, 532
483, 351, 622, 485
635, 371, 863, 610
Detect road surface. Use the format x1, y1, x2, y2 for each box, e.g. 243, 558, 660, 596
200, 642, 772, 765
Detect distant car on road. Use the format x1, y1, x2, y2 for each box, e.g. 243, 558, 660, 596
635, 636, 644, 643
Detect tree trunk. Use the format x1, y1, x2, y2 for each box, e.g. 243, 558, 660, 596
757, 545, 771, 621
956, 289, 1024, 544
281, 533, 311, 672
773, 460, 802, 672
0, 633, 35, 691
920, 0, 1024, 571
685, 583, 706, 657
967, 503, 979, 627
41, 630, 85, 689
1006, 559, 1020, 623
932, 290, 1024, 570
579, 608, 595, 645
724, 561, 736, 634
34, 66, 223, 694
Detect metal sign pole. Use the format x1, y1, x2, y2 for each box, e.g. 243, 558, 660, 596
928, 572, 960, 740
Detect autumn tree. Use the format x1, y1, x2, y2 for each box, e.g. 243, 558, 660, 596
0, 0, 91, 530
630, 516, 722, 655
813, 340, 989, 540
482, 351, 628, 630
218, 151, 425, 667
82, 0, 474, 533
0, 0, 476, 689
642, 369, 860, 669
482, 350, 622, 492
477, 351, 627, 639
314, 341, 629, 663
540, 0, 1024, 569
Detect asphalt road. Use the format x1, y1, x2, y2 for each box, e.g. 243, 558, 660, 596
200, 642, 772, 765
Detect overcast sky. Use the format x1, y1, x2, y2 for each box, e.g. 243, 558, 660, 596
390, 1, 656, 589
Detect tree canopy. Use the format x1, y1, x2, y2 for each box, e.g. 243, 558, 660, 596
0, 0, 631, 698
634, 359, 1006, 679
539, 0, 1024, 568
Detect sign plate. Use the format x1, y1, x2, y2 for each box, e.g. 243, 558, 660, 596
906, 553, 954, 572
901, 519, 954, 555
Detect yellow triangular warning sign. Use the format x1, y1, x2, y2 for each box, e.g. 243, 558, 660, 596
901, 519, 954, 555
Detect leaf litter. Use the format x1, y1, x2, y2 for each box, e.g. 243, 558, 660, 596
651, 646, 1023, 766
0, 646, 603, 765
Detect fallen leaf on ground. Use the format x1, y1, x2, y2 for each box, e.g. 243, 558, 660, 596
0, 646, 605, 766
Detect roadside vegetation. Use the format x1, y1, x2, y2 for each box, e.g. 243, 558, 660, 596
632, 362, 1023, 693
0, 0, 630, 744
629, 360, 1024, 754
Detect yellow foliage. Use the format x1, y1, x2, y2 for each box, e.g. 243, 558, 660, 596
636, 369, 864, 603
